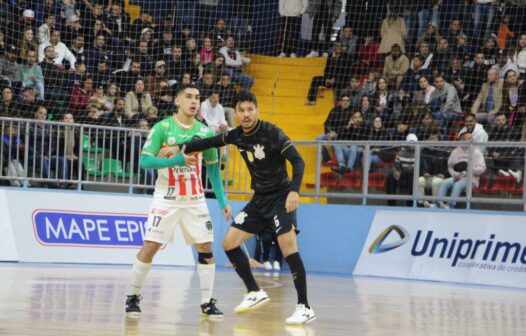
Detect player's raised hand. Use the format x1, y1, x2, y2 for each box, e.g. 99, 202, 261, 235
285, 191, 299, 213
157, 146, 179, 158
180, 145, 197, 167
223, 205, 232, 221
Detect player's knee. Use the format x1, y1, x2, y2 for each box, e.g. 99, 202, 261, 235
138, 241, 161, 262
198, 252, 214, 264
222, 237, 237, 251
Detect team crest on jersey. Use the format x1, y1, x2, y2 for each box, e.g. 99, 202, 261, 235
234, 211, 248, 225
253, 144, 265, 160
205, 221, 213, 232
167, 137, 175, 145
246, 151, 254, 162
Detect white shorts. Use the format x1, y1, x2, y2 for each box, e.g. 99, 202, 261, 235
144, 200, 214, 245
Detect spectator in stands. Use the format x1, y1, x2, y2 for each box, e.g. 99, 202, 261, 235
69, 35, 85, 64
383, 44, 409, 89
278, 0, 307, 58
379, 8, 407, 55
0, 87, 20, 118
366, 116, 391, 171
339, 26, 359, 59
443, 19, 465, 47
459, 113, 489, 152
219, 36, 253, 91
359, 95, 377, 127
502, 69, 526, 130
67, 61, 87, 88
471, 68, 503, 125
386, 133, 417, 207
15, 50, 44, 101
92, 59, 113, 87
200, 37, 215, 66
117, 60, 142, 94
124, 78, 153, 119
89, 84, 113, 113
209, 18, 231, 51
464, 52, 488, 108
53, 112, 78, 187
372, 77, 392, 120
307, 41, 350, 104
130, 118, 155, 193
175, 25, 194, 49
340, 75, 367, 110
416, 22, 440, 53
391, 119, 410, 141
497, 14, 515, 50
415, 110, 442, 140
493, 48, 520, 79
38, 31, 77, 70
38, 13, 55, 45
419, 132, 449, 208
0, 32, 6, 61
401, 54, 430, 97
79, 104, 103, 125
357, 35, 381, 76
146, 60, 173, 112
188, 53, 204, 82
429, 74, 463, 127
488, 112, 523, 184
444, 55, 465, 85
70, 76, 95, 113
483, 36, 498, 67
104, 2, 132, 48
205, 54, 227, 81
10, 10, 36, 47
84, 34, 113, 73
201, 91, 228, 135
102, 98, 131, 128
318, 94, 352, 163
511, 34, 526, 79
416, 41, 433, 70
0, 46, 19, 86
331, 111, 369, 174
135, 40, 155, 77
166, 46, 187, 82
429, 38, 450, 76
412, 76, 435, 113
18, 87, 38, 118
18, 28, 38, 62
183, 37, 198, 63
197, 72, 216, 102
80, 2, 105, 32
305, 0, 341, 58
389, 88, 413, 126
217, 74, 236, 127
1, 123, 26, 187
436, 131, 486, 209
156, 29, 176, 59
454, 34, 472, 66
40, 45, 68, 103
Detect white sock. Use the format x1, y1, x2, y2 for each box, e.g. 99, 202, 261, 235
197, 263, 215, 304
128, 257, 152, 296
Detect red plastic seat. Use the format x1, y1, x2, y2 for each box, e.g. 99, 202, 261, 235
486, 176, 516, 194
368, 172, 387, 190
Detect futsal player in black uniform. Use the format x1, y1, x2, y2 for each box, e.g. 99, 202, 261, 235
165, 92, 315, 324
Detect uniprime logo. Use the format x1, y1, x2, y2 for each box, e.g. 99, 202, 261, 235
369, 225, 410, 254
32, 210, 148, 248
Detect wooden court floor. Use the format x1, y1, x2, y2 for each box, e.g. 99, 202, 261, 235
0, 263, 525, 336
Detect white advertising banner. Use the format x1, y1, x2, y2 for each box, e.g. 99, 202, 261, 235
354, 210, 526, 288
0, 189, 194, 266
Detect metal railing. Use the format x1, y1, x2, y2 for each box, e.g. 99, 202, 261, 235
1, 117, 525, 210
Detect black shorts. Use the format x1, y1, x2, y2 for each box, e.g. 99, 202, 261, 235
231, 191, 297, 236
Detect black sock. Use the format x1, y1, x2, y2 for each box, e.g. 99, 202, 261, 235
225, 247, 260, 292
285, 252, 309, 308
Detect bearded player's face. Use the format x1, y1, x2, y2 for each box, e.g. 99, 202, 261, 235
235, 101, 259, 131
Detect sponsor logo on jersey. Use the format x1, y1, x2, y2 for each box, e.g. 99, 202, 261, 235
167, 137, 176, 145
234, 211, 248, 225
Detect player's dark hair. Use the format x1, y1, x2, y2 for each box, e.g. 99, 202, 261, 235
234, 91, 258, 108
175, 83, 200, 96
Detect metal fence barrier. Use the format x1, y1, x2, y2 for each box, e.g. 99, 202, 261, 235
1, 117, 525, 211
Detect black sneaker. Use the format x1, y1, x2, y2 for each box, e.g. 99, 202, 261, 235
125, 295, 142, 318
200, 298, 224, 321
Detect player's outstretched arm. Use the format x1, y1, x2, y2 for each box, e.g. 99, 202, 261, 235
140, 145, 196, 169
182, 133, 229, 153
205, 162, 232, 221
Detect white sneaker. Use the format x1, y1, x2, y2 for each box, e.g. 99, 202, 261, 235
286, 304, 316, 324
508, 170, 522, 184
306, 50, 319, 58
278, 52, 287, 58
263, 261, 273, 270
499, 169, 511, 177
234, 290, 270, 315
322, 52, 329, 57
272, 261, 281, 271
290, 53, 297, 58
439, 202, 450, 209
